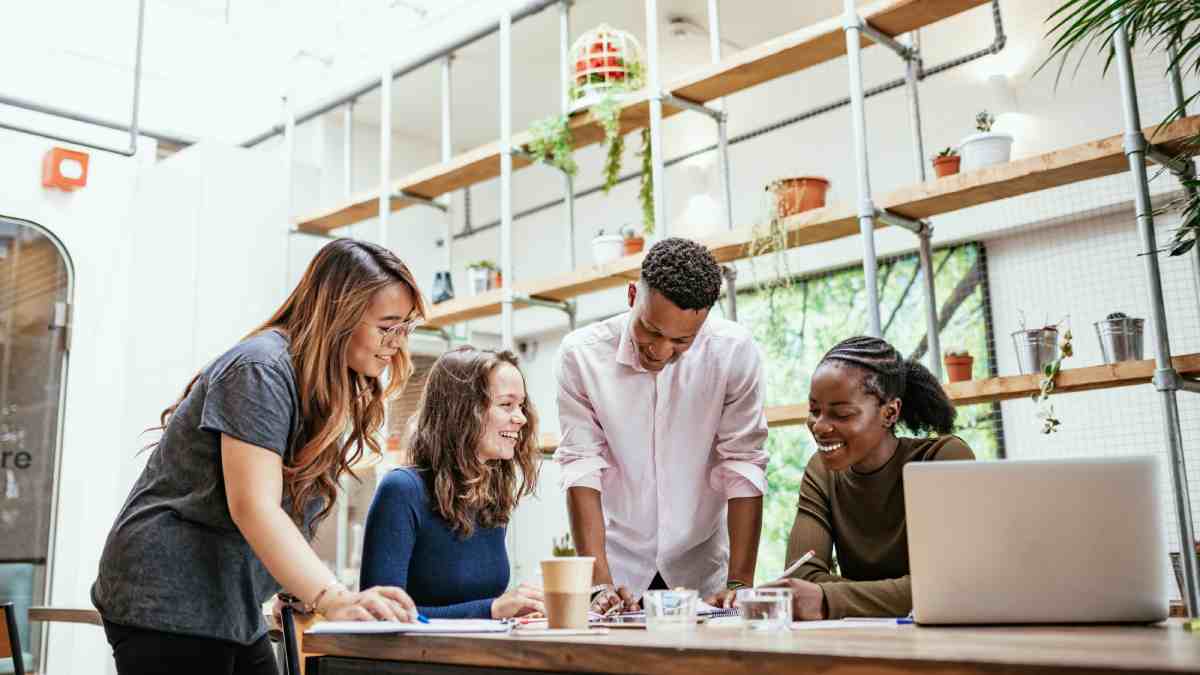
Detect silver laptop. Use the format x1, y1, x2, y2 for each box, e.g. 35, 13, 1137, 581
904, 455, 1169, 625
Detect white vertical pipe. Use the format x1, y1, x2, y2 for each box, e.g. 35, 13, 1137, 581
560, 0, 577, 270
905, 30, 941, 377
708, 0, 734, 234
1114, 16, 1199, 616
343, 102, 354, 197
645, 0, 668, 238
379, 67, 392, 245
283, 97, 295, 289
442, 56, 455, 274
500, 12, 515, 351
843, 0, 882, 337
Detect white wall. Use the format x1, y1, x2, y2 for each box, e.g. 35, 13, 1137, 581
0, 125, 154, 674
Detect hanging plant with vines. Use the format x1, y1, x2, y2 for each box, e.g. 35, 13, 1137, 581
591, 93, 625, 194
525, 114, 578, 178
638, 127, 654, 234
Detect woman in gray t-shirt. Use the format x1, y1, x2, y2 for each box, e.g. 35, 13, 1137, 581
93, 239, 426, 675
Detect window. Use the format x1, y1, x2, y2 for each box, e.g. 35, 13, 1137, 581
725, 242, 1003, 576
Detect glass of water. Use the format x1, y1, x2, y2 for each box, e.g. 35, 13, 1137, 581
736, 588, 793, 631
643, 589, 698, 632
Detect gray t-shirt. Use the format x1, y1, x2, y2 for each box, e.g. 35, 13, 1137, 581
92, 329, 321, 644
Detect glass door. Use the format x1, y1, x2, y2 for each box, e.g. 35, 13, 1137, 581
0, 215, 71, 675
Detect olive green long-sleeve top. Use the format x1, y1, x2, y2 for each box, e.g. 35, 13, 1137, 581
785, 435, 974, 619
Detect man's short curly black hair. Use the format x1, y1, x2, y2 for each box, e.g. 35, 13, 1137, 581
639, 237, 723, 310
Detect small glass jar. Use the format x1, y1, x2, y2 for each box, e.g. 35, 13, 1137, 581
642, 589, 698, 632
736, 588, 793, 631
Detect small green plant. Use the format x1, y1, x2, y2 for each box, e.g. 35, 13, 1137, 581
1032, 323, 1073, 435
934, 146, 959, 159
552, 532, 576, 557
943, 345, 970, 357
467, 259, 498, 271
620, 223, 641, 240
975, 110, 995, 133
526, 114, 577, 177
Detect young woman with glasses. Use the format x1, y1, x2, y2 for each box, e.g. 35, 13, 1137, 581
92, 239, 427, 675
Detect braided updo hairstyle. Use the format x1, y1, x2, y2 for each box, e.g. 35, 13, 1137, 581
818, 336, 956, 436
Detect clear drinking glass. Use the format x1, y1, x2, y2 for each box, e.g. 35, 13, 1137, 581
736, 588, 793, 631
642, 589, 698, 632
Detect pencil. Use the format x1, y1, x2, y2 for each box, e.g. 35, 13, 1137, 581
776, 549, 816, 581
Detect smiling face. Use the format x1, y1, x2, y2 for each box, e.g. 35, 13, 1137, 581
346, 282, 417, 379
806, 361, 901, 473
626, 282, 708, 372
478, 363, 529, 463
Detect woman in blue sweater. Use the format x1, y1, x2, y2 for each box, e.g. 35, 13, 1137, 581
359, 346, 544, 619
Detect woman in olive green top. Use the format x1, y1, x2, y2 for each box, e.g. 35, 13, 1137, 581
766, 336, 974, 620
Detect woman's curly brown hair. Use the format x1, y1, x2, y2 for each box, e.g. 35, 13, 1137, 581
408, 346, 541, 537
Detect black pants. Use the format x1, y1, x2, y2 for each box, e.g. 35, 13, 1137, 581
102, 619, 279, 675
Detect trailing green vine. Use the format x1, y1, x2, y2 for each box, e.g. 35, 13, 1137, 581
526, 114, 577, 177
1031, 322, 1073, 434
591, 93, 625, 194
638, 128, 654, 234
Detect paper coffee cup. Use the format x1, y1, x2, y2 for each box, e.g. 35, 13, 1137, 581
540, 557, 594, 629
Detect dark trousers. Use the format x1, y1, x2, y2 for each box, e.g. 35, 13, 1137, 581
102, 619, 279, 675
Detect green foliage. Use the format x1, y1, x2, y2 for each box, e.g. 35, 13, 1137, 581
1033, 327, 1073, 434
552, 532, 577, 557
467, 259, 498, 271
638, 128, 654, 233
730, 243, 1001, 577
975, 110, 995, 133
526, 114, 578, 178
934, 146, 958, 159
590, 93, 625, 195
1042, 0, 1200, 255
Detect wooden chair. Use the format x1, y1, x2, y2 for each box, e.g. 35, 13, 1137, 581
0, 603, 25, 675
275, 605, 325, 675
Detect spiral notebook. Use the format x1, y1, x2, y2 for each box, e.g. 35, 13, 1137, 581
306, 619, 510, 635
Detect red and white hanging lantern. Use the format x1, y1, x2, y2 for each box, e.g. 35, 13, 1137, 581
570, 24, 645, 110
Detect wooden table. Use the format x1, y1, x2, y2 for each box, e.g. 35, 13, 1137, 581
304, 620, 1200, 675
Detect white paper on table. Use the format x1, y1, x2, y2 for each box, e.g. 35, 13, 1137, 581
789, 619, 902, 630
306, 619, 510, 635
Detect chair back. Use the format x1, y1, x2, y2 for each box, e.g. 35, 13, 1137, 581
0, 602, 25, 675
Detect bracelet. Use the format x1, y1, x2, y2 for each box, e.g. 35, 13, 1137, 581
312, 580, 344, 614
589, 583, 615, 601
282, 579, 342, 615
726, 580, 749, 591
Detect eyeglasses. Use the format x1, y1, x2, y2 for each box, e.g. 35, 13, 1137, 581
371, 316, 422, 348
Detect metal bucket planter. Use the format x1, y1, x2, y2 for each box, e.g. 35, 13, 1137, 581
1012, 327, 1059, 375
468, 267, 491, 295
1094, 314, 1144, 364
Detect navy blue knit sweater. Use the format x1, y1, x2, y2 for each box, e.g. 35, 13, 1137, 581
359, 468, 509, 619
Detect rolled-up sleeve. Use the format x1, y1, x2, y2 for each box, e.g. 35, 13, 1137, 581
553, 344, 611, 491
708, 338, 769, 498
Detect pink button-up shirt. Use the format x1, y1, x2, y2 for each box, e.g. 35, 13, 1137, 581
553, 312, 769, 598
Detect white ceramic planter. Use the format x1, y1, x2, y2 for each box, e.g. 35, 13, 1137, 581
468, 267, 490, 295
591, 235, 624, 265
958, 132, 1013, 170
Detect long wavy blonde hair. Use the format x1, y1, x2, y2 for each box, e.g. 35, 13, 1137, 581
156, 239, 427, 526
408, 347, 540, 537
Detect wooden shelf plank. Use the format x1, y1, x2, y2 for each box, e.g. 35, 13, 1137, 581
424, 115, 1200, 328
536, 354, 1200, 447
294, 0, 989, 234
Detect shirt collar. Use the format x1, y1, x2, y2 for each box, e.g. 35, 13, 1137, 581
615, 310, 711, 373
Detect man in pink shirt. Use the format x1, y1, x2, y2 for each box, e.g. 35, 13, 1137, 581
554, 238, 769, 611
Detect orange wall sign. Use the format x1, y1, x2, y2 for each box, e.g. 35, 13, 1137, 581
42, 147, 89, 191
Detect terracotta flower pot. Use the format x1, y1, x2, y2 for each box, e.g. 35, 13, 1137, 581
944, 354, 974, 383
932, 155, 961, 178
488, 270, 503, 290
623, 236, 645, 256
771, 177, 830, 217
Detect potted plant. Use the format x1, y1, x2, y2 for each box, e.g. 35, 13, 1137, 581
1032, 327, 1073, 434
943, 346, 974, 382
620, 224, 645, 256
767, 176, 829, 217
591, 228, 624, 266
959, 110, 1013, 170
931, 147, 961, 178
552, 533, 577, 557
466, 260, 500, 295
569, 24, 645, 111
526, 114, 578, 177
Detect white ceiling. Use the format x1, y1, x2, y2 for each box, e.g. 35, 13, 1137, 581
349, 1, 845, 150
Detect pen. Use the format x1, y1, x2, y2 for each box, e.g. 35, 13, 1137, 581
417, 613, 430, 624
776, 549, 816, 581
